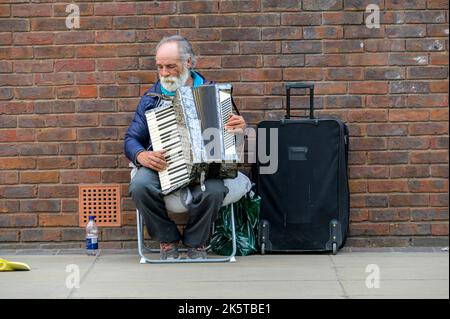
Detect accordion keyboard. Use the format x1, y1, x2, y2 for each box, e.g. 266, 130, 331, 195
146, 106, 189, 193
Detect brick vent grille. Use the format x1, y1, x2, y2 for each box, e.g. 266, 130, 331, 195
79, 185, 121, 227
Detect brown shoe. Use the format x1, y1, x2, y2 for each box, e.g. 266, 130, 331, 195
160, 242, 180, 260
187, 246, 207, 259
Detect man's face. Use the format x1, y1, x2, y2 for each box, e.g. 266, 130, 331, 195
155, 42, 191, 92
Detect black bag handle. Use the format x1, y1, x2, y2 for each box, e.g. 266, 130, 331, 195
285, 82, 314, 119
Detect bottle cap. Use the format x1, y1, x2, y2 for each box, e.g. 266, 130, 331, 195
88, 215, 95, 221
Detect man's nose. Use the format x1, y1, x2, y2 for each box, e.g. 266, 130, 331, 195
159, 67, 170, 77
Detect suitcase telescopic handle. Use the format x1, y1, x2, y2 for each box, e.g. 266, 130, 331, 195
286, 83, 315, 119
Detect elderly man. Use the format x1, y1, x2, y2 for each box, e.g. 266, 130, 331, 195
124, 36, 246, 260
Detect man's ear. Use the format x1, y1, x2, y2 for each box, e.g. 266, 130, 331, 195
186, 57, 192, 69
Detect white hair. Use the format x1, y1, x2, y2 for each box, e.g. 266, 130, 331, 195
156, 35, 197, 69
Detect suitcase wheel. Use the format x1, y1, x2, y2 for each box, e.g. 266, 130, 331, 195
332, 242, 337, 255
261, 242, 266, 255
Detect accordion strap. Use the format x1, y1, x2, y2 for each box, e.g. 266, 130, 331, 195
229, 86, 241, 116
145, 92, 172, 100
145, 92, 162, 98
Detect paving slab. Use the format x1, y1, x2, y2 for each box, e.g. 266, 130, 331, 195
0, 255, 95, 299
0, 250, 448, 299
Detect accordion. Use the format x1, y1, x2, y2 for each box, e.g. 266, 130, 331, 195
145, 83, 239, 195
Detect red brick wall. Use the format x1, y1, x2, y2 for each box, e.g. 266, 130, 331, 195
0, 0, 448, 249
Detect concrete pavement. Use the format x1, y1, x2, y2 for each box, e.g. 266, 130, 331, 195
0, 248, 448, 299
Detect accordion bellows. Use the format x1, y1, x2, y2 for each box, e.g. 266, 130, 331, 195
145, 84, 239, 195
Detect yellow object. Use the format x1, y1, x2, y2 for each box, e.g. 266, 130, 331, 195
0, 258, 31, 271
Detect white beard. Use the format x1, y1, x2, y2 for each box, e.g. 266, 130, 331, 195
160, 67, 190, 92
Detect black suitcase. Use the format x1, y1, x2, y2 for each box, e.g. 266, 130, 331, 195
254, 83, 349, 255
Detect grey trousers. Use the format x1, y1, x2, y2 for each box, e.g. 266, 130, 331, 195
129, 166, 228, 247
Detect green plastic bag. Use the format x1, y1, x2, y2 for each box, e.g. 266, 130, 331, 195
210, 191, 261, 256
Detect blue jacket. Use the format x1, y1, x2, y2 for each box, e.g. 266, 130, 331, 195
124, 72, 209, 166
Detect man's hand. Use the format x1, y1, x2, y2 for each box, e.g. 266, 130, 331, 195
225, 114, 246, 134
137, 150, 167, 172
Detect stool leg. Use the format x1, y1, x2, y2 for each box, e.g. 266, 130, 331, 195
136, 209, 148, 263
229, 203, 237, 262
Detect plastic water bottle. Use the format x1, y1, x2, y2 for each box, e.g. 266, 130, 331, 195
85, 216, 98, 256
